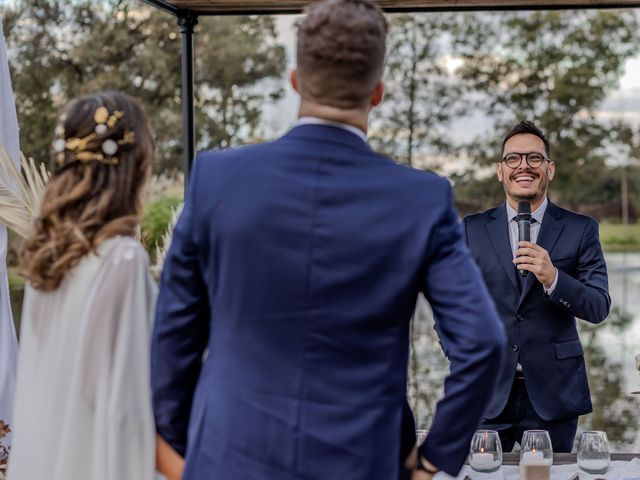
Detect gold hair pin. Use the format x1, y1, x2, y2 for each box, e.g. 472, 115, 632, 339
52, 107, 135, 167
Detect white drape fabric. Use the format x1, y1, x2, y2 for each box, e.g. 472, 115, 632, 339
8, 237, 157, 480
0, 14, 20, 453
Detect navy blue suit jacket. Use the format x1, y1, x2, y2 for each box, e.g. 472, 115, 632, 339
151, 124, 505, 479
463, 201, 610, 421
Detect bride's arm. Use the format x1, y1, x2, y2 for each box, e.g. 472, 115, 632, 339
156, 433, 184, 480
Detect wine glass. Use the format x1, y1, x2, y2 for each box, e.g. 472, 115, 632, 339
468, 430, 502, 472
577, 431, 610, 474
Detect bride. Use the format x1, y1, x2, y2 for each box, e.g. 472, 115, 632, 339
8, 91, 159, 480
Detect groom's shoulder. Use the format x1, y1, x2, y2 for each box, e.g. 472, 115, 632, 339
387, 159, 452, 194
195, 141, 273, 169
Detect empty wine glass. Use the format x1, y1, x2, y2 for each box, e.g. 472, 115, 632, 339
469, 430, 502, 472
577, 431, 610, 474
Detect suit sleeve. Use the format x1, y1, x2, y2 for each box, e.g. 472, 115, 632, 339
430, 215, 471, 360
461, 215, 470, 246
419, 181, 506, 476
546, 218, 610, 324
151, 156, 210, 456
399, 398, 416, 464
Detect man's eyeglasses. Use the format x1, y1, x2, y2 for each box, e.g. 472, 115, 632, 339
501, 152, 550, 169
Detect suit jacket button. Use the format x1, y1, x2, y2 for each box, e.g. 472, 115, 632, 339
512, 345, 519, 352
516, 315, 523, 321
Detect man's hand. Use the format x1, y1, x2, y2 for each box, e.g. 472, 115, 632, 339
412, 456, 438, 480
156, 433, 185, 480
513, 241, 557, 288
404, 447, 438, 480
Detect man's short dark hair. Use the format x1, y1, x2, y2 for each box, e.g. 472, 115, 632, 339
502, 120, 551, 158
296, 0, 388, 109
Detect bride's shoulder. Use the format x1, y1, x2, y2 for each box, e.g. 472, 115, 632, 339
98, 236, 148, 267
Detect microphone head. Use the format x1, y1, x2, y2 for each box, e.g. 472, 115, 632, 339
517, 201, 531, 215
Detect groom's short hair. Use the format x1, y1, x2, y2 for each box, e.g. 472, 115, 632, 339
296, 0, 388, 109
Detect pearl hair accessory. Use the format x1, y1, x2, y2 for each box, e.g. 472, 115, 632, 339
52, 106, 135, 167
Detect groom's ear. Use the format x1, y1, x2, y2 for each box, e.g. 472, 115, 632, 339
370, 81, 384, 108
289, 69, 301, 94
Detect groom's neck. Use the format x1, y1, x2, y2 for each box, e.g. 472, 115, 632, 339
298, 100, 369, 135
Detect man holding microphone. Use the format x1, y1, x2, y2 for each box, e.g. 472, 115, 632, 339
462, 120, 610, 452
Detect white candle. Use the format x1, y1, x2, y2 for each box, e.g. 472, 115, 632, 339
578, 459, 610, 472
520, 452, 552, 480
470, 453, 501, 470
521, 451, 551, 465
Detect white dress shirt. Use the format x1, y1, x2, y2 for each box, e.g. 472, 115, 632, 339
505, 197, 558, 295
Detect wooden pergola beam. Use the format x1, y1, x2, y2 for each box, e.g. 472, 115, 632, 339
150, 0, 640, 14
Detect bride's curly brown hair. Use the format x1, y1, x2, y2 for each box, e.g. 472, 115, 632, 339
20, 91, 155, 291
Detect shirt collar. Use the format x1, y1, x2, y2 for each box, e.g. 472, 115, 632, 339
506, 197, 548, 223
296, 116, 368, 143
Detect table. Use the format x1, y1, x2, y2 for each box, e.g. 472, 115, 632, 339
500, 453, 639, 465
455, 454, 640, 480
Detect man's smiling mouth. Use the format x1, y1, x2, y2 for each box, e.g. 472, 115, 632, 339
512, 174, 537, 184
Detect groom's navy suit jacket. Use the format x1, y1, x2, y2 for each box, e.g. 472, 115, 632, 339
462, 201, 610, 422
151, 124, 505, 480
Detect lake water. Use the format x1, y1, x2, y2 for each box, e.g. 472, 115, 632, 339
408, 252, 640, 452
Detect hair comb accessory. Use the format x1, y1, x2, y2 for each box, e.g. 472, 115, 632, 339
52, 106, 135, 168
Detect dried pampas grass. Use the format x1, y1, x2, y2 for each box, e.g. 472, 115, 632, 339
151, 203, 182, 280
0, 145, 49, 239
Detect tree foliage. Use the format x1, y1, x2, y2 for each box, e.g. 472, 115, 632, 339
3, 0, 286, 171
372, 14, 467, 169
452, 9, 640, 211
377, 10, 640, 214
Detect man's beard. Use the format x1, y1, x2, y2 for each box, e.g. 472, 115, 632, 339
512, 191, 537, 203
508, 172, 549, 205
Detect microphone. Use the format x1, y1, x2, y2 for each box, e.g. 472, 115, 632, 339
517, 201, 531, 278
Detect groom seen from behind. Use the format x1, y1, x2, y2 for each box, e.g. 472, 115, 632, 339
151, 1, 506, 479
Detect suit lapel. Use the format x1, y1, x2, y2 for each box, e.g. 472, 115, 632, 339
485, 204, 520, 295
518, 200, 564, 307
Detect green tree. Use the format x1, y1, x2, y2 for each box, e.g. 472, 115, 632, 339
607, 122, 640, 223
2, 1, 69, 168
453, 10, 640, 211
3, 0, 286, 171
372, 14, 467, 168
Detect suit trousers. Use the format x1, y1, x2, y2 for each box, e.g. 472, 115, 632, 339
480, 373, 578, 453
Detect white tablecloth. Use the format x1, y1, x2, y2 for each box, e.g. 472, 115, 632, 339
436, 459, 640, 480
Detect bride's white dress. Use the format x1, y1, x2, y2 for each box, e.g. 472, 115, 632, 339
8, 236, 157, 480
